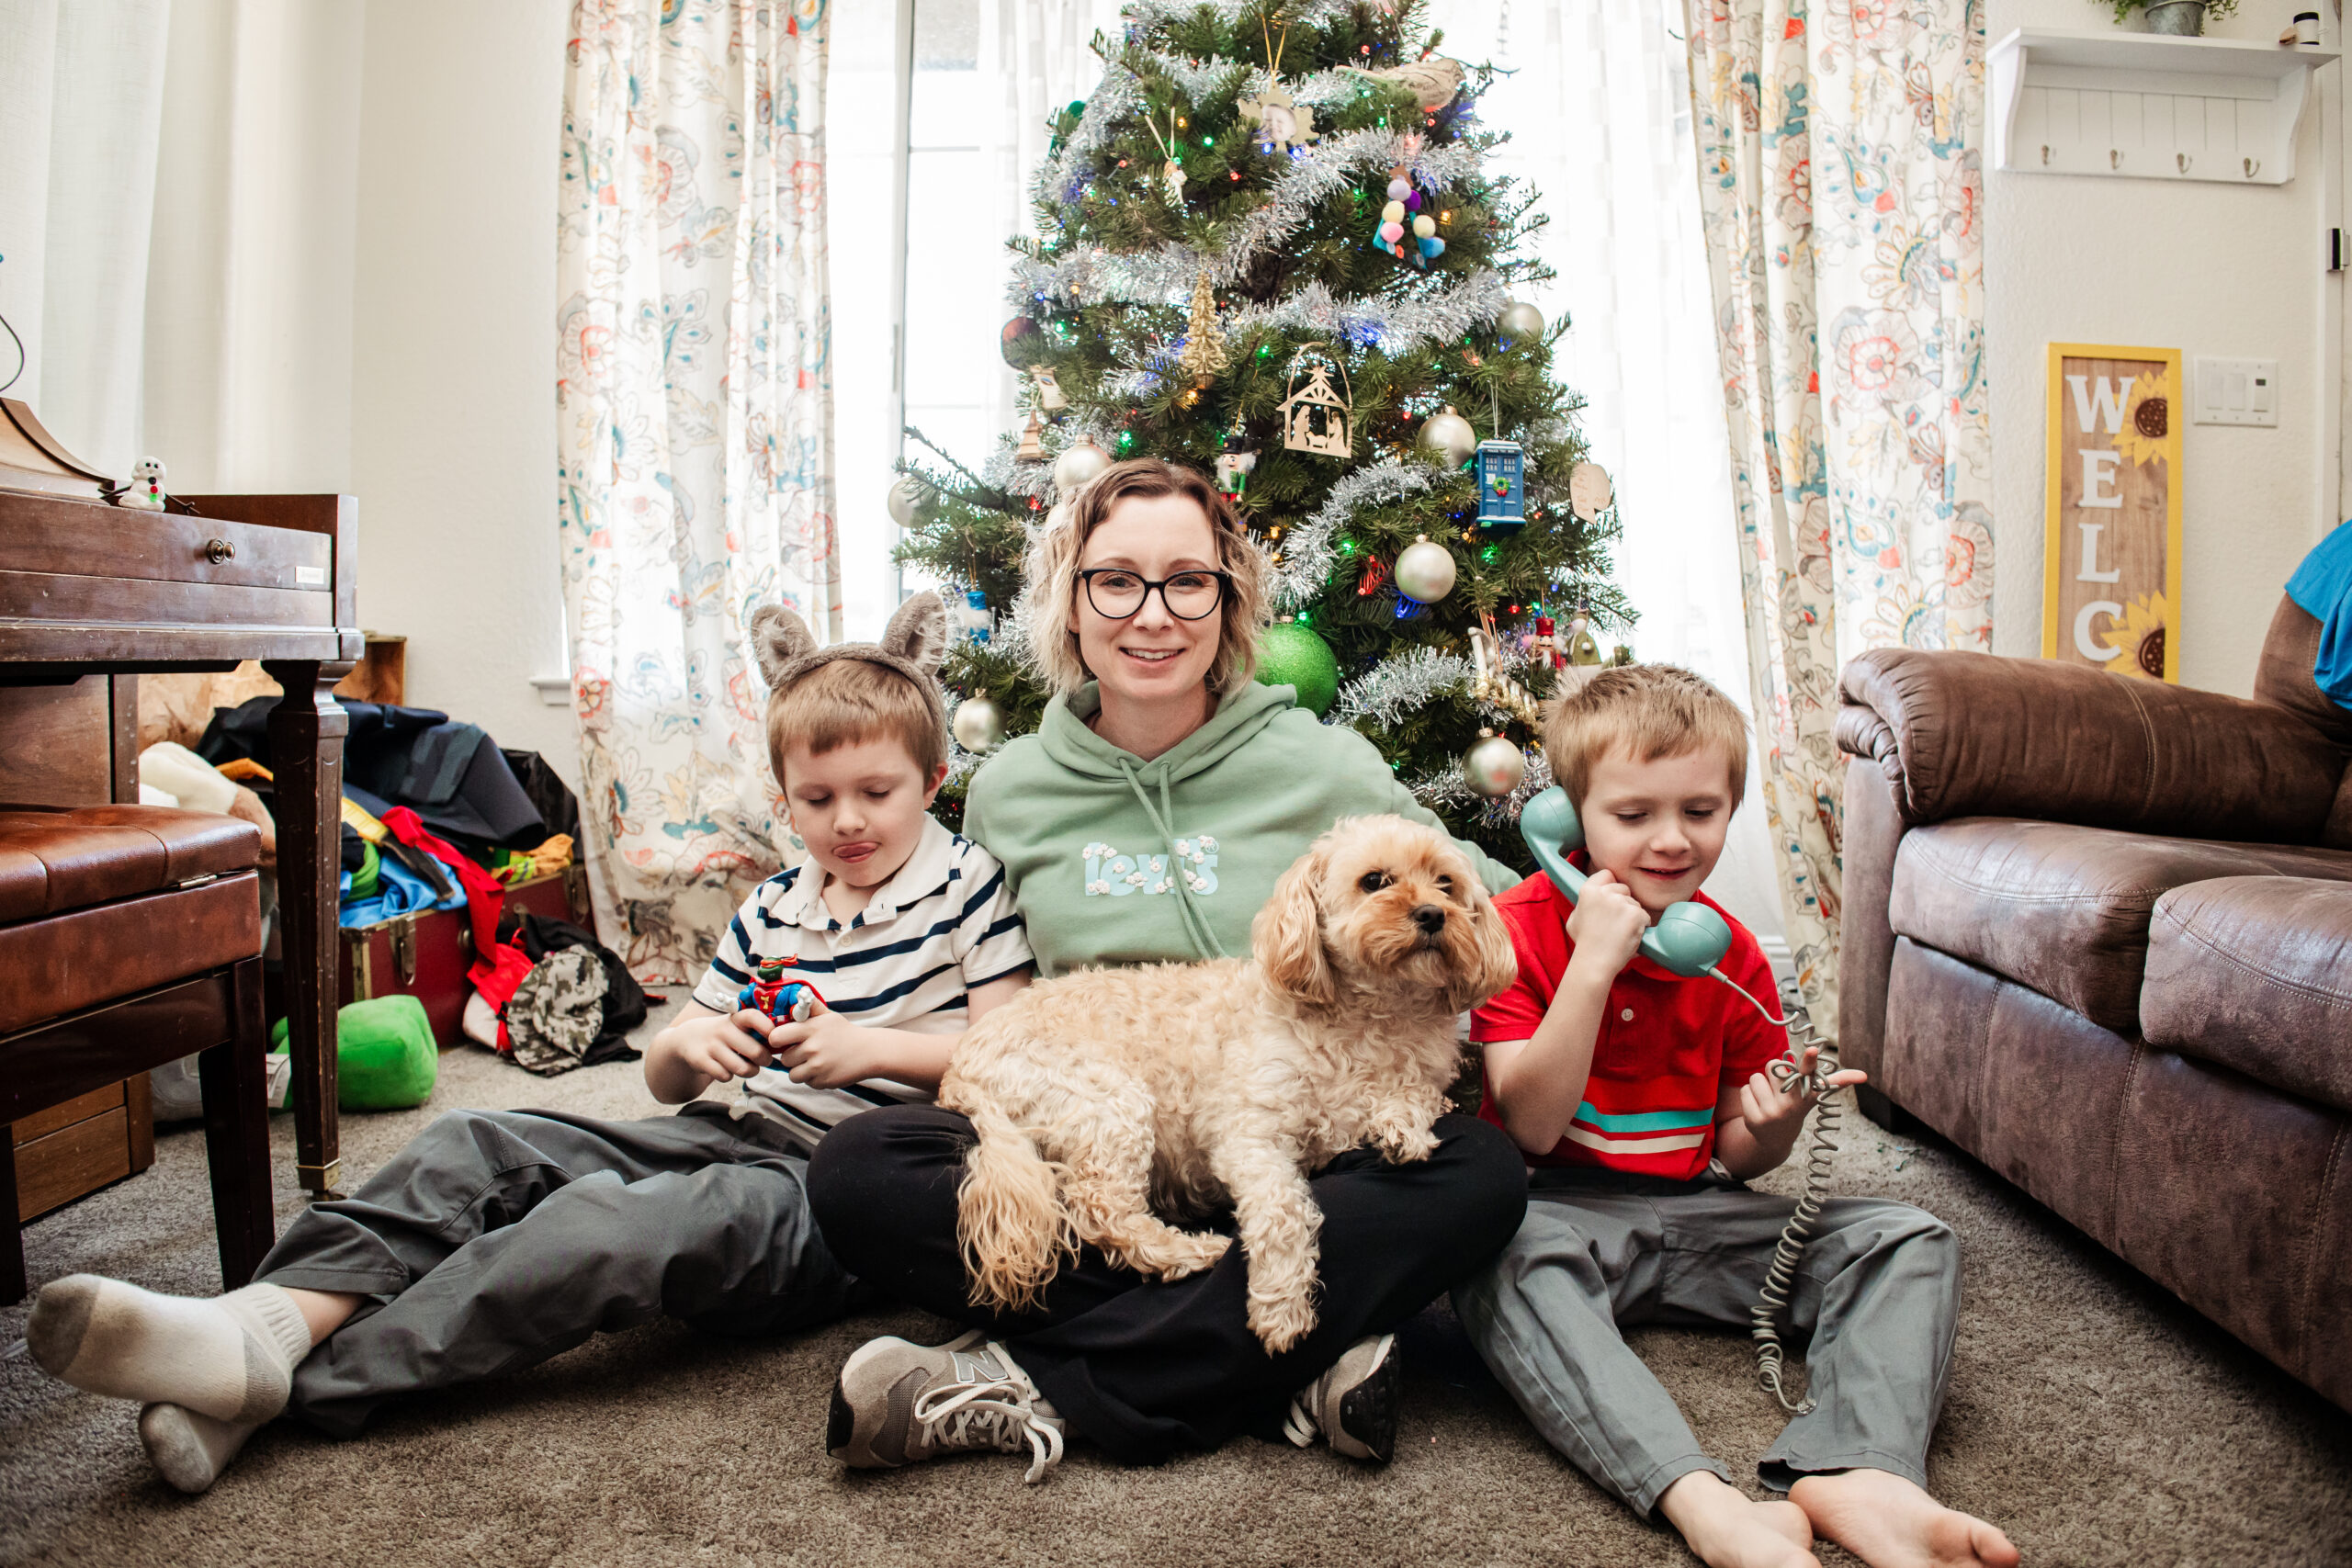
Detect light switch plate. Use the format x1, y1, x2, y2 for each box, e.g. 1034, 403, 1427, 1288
2193, 356, 2280, 427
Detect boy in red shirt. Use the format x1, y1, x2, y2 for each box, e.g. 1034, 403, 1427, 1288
1455, 666, 2017, 1568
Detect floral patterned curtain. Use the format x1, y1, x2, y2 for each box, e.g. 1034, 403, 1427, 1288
1682, 0, 1993, 1031
558, 0, 838, 981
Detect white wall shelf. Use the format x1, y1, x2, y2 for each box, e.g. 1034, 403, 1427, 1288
1989, 28, 2336, 186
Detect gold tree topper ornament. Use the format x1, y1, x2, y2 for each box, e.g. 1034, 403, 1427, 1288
1176, 269, 1230, 389
1278, 345, 1351, 457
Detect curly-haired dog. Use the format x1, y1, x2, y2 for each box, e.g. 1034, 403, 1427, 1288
940, 815, 1519, 1353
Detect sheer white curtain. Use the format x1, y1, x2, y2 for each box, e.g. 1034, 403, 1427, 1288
1443, 0, 1787, 955
971, 0, 1124, 446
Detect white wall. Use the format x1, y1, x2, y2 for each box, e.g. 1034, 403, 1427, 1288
1984, 0, 2344, 694
348, 0, 576, 783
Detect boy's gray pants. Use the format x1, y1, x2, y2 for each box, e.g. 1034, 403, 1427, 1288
254, 1103, 865, 1438
1453, 1168, 1959, 1516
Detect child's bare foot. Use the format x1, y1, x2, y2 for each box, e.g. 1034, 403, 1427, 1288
1788, 1468, 2019, 1568
1661, 1469, 1821, 1568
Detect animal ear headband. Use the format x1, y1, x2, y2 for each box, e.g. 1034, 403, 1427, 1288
749, 591, 951, 748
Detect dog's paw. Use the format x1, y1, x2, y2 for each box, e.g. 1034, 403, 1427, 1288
1248, 1291, 1320, 1354
1147, 1232, 1234, 1280
1371, 1122, 1440, 1165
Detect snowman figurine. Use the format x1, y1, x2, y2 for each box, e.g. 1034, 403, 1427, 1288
119, 457, 167, 512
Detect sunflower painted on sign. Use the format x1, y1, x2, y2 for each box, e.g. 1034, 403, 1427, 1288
2099, 591, 2170, 680
2113, 371, 2175, 468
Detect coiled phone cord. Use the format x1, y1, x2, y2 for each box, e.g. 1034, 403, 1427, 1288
1710, 970, 1843, 1416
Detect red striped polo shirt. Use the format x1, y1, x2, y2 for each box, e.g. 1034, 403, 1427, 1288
1471, 868, 1785, 1179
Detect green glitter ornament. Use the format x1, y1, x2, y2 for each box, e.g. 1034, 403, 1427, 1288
1256, 621, 1340, 717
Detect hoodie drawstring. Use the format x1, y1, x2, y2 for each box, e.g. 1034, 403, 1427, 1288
1116, 760, 1227, 961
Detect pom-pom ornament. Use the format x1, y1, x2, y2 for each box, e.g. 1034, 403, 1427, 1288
1394, 535, 1457, 603
1419, 405, 1476, 468
953, 693, 1008, 753
1497, 299, 1547, 348
1255, 622, 1340, 717
1463, 728, 1528, 799
1053, 441, 1112, 491
886, 475, 927, 527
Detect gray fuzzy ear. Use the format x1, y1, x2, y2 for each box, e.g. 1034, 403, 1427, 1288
880, 591, 950, 678
750, 603, 817, 689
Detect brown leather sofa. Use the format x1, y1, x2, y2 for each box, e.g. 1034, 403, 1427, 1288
1837, 594, 2352, 1414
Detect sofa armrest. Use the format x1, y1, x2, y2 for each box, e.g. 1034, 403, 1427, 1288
1838, 649, 2346, 842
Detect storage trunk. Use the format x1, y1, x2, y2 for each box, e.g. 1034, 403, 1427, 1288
337, 866, 591, 1048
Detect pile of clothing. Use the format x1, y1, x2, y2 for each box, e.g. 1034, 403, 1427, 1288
196, 697, 643, 1077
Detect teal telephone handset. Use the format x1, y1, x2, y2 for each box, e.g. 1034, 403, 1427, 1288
1516, 784, 1845, 1416
1516, 787, 1734, 979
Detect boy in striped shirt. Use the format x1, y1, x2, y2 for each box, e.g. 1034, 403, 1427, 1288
27, 593, 1039, 1495
1456, 666, 2014, 1568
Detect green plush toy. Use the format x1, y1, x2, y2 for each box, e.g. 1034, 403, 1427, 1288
269, 995, 438, 1111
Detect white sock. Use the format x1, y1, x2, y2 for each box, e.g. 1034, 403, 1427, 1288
28, 1276, 314, 1423
139, 1403, 263, 1495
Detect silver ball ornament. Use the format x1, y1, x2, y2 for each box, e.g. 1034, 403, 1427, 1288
1395, 535, 1457, 603
1497, 299, 1546, 348
1463, 729, 1527, 798
886, 475, 926, 527
1053, 441, 1112, 492
1419, 405, 1477, 468
952, 694, 1007, 753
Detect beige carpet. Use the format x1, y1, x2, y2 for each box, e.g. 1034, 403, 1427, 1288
5, 994, 2348, 1567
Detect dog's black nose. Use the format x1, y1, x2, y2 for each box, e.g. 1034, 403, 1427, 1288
1411, 903, 1446, 935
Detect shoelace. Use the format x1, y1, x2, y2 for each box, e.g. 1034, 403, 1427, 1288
912, 1370, 1067, 1483
1280, 1384, 1323, 1449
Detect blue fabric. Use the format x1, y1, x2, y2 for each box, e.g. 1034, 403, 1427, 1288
340, 852, 467, 928
2286, 520, 2352, 715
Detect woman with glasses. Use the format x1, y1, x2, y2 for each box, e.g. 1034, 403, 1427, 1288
808, 458, 1528, 1481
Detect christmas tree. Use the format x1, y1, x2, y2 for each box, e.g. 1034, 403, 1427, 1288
893, 0, 1630, 871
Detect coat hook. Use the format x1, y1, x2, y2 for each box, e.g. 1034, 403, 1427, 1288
2041, 143, 2052, 165
2177, 152, 2191, 174
2110, 148, 2122, 169
2245, 155, 2260, 178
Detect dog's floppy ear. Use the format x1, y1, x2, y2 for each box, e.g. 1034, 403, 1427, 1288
1254, 838, 1335, 1007
750, 604, 817, 689
1447, 857, 1521, 1015
881, 591, 950, 679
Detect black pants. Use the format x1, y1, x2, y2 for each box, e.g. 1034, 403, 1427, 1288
807, 1104, 1528, 1464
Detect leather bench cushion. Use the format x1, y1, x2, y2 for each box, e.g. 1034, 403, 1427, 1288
0, 805, 260, 922
1888, 819, 2352, 1032
2142, 876, 2352, 1113
0, 871, 261, 1036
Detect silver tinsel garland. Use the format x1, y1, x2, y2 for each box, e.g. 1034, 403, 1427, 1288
1327, 644, 1476, 728
1020, 125, 1487, 309
1269, 457, 1450, 611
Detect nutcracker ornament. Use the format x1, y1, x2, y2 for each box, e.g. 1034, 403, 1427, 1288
1215, 423, 1258, 502
739, 958, 823, 1024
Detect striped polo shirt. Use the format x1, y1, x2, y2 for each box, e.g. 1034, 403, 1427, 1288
1469, 865, 1783, 1179
693, 816, 1033, 1144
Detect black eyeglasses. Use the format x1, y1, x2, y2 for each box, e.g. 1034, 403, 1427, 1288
1077, 568, 1231, 621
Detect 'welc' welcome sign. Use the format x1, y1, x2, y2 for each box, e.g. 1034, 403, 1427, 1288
2042, 344, 2183, 682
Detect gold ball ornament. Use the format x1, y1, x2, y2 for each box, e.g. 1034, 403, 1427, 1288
1395, 535, 1457, 603
886, 475, 927, 527
1053, 441, 1113, 491
952, 694, 1007, 753
1463, 728, 1527, 798
1419, 405, 1477, 468
1497, 299, 1547, 348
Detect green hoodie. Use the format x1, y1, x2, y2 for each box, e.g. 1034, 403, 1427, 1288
963, 681, 1520, 978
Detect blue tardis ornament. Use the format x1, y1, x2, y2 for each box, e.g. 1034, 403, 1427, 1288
1476, 439, 1526, 532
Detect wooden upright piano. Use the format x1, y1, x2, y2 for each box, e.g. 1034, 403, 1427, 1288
0, 398, 358, 1197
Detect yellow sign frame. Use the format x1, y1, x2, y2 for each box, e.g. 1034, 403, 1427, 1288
2042, 343, 2184, 682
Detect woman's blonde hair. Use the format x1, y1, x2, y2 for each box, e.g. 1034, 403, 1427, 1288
1021, 457, 1271, 698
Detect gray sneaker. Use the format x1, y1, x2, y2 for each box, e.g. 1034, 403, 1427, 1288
1282, 1332, 1400, 1461
827, 1330, 1067, 1483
